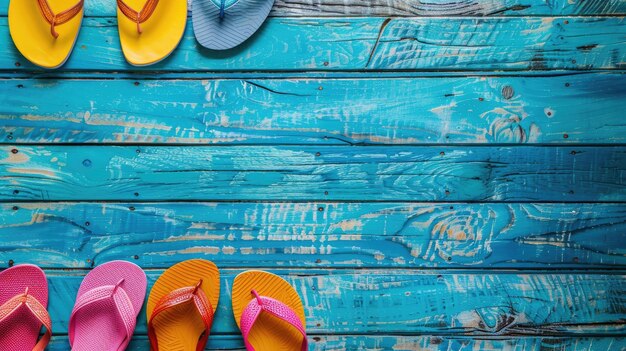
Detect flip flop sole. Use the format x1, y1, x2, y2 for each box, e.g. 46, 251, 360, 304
71, 261, 147, 351
147, 259, 220, 351
232, 270, 306, 351
0, 264, 48, 351
118, 0, 187, 66
9, 0, 82, 69
192, 0, 274, 50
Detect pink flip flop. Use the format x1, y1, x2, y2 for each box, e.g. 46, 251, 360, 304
69, 260, 147, 351
0, 264, 52, 351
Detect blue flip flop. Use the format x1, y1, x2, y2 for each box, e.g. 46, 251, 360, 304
192, 0, 275, 50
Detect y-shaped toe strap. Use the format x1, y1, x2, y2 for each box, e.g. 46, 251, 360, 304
219, 0, 226, 19
148, 280, 215, 351
69, 280, 137, 349
0, 288, 52, 351
36, 0, 84, 38
117, 0, 160, 34
240, 290, 308, 351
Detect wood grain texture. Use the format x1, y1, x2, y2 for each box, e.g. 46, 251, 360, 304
2, 17, 625, 72
1, 146, 625, 202
0, 0, 624, 347
1, 202, 625, 269
36, 269, 626, 335
2, 74, 626, 145
2, 0, 626, 17
46, 335, 626, 351
270, 0, 626, 17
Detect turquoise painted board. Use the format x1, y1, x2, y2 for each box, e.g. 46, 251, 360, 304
2, 73, 626, 144
47, 335, 626, 351
34, 270, 626, 335
2, 146, 625, 202
2, 0, 625, 17
267, 0, 626, 16
1, 17, 625, 72
1, 202, 625, 269
1, 0, 625, 347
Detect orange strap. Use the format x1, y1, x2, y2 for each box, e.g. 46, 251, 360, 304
147, 281, 214, 351
0, 288, 52, 351
37, 0, 84, 39
117, 0, 159, 34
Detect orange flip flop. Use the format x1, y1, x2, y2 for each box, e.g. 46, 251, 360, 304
9, 0, 84, 68
232, 271, 308, 351
147, 259, 220, 351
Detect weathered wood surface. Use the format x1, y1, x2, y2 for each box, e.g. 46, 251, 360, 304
1, 0, 624, 348
2, 74, 626, 145
2, 0, 626, 17
2, 202, 625, 269
37, 269, 626, 335
47, 335, 626, 351
1, 146, 625, 202
269, 0, 626, 17
2, 17, 625, 72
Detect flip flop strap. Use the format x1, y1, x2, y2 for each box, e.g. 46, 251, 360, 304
240, 291, 308, 351
0, 291, 52, 351
148, 284, 214, 351
117, 0, 159, 34
219, 0, 226, 19
36, 0, 84, 38
68, 284, 137, 347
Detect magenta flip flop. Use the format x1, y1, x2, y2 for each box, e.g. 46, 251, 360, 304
69, 261, 147, 351
0, 264, 52, 351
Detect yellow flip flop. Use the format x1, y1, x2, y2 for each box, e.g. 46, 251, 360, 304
147, 259, 220, 351
9, 0, 84, 69
232, 271, 309, 351
116, 0, 187, 66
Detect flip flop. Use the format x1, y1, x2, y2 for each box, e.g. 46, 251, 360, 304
9, 0, 84, 68
147, 259, 220, 351
0, 264, 52, 351
232, 270, 308, 351
192, 0, 274, 50
117, 0, 188, 66
69, 261, 147, 351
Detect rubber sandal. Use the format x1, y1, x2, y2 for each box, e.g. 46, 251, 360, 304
69, 261, 147, 351
147, 259, 220, 351
0, 264, 52, 351
9, 0, 84, 68
232, 270, 308, 351
192, 0, 275, 50
117, 0, 187, 66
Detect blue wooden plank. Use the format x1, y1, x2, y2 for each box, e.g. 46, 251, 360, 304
34, 269, 626, 335
2, 74, 625, 144
47, 335, 626, 351
367, 17, 626, 71
1, 17, 625, 72
2, 0, 626, 17
1, 202, 624, 269
1, 146, 625, 202
0, 70, 617, 79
